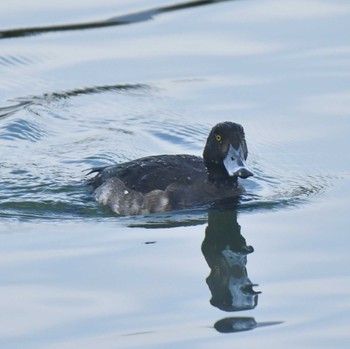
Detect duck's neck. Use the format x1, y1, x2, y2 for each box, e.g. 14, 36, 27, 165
207, 166, 237, 186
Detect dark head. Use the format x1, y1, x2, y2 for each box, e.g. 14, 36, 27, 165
203, 122, 253, 181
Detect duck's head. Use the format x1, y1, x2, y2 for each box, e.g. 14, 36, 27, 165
203, 122, 253, 180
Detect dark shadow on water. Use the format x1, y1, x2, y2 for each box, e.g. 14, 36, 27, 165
0, 0, 235, 40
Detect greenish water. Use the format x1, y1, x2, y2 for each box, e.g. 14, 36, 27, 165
1, 0, 350, 348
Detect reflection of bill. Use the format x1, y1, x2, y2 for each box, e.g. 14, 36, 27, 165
215, 317, 258, 333
202, 209, 260, 312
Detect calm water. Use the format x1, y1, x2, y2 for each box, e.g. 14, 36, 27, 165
1, 0, 350, 348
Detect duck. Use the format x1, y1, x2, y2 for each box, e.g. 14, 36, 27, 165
89, 121, 253, 215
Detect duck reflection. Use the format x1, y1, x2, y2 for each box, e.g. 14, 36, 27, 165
201, 208, 260, 312
130, 205, 282, 333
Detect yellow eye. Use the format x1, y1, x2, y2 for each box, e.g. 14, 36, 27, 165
215, 134, 222, 142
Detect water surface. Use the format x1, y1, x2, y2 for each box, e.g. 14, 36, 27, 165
1, 0, 350, 348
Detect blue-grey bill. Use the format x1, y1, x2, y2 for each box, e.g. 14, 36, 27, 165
223, 144, 254, 178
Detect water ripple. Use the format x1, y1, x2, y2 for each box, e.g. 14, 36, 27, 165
0, 80, 344, 224
239, 169, 334, 213
0, 54, 37, 67
1, 118, 45, 142
9, 83, 150, 109
0, 101, 32, 120
146, 119, 208, 151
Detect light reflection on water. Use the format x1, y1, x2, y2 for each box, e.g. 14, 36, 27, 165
0, 0, 350, 348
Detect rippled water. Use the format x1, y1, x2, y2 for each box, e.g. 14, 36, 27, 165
1, 0, 350, 348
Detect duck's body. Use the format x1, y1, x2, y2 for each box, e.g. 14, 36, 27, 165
91, 154, 206, 193
90, 122, 253, 215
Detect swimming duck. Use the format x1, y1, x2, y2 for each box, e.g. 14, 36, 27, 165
89, 121, 253, 215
